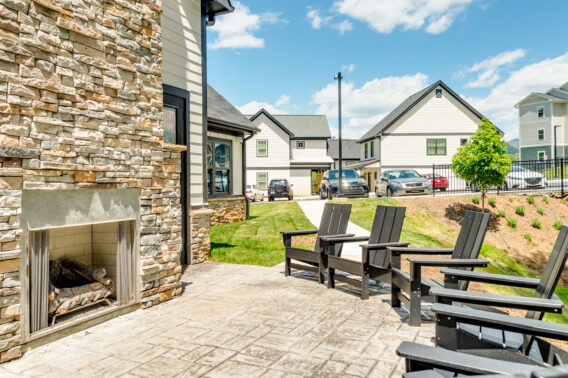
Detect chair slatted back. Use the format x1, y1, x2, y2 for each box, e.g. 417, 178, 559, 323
315, 203, 352, 253
451, 211, 491, 291
368, 205, 406, 267
522, 226, 568, 354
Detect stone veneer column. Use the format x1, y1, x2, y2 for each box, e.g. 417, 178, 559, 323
0, 0, 184, 362
191, 208, 213, 264
208, 197, 246, 226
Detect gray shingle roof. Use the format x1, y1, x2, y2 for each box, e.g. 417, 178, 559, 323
327, 139, 360, 160
358, 80, 485, 143
207, 85, 258, 132
272, 115, 332, 138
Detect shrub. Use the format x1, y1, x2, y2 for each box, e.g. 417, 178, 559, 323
554, 220, 563, 231
531, 218, 542, 229
472, 196, 480, 205
524, 233, 532, 242
515, 205, 525, 216
507, 218, 517, 228
527, 195, 535, 205
497, 210, 506, 218
542, 196, 549, 204
536, 208, 545, 215
563, 198, 568, 205
508, 198, 514, 203
488, 197, 496, 208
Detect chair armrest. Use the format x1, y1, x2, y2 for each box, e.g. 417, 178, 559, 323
396, 341, 536, 375
441, 268, 541, 289
360, 241, 410, 250
431, 287, 564, 314
320, 235, 368, 243
432, 303, 568, 340
407, 258, 489, 268
388, 247, 454, 256
280, 229, 319, 236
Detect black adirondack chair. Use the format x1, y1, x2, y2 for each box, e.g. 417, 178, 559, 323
281, 203, 352, 283
397, 340, 568, 377
320, 205, 408, 299
387, 210, 491, 326
428, 226, 568, 361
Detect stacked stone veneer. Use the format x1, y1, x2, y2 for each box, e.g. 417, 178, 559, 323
0, 0, 187, 362
208, 197, 245, 226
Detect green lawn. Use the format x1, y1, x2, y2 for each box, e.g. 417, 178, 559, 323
209, 202, 315, 267
342, 197, 568, 324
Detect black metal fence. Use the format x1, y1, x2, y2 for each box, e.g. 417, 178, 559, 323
430, 158, 568, 197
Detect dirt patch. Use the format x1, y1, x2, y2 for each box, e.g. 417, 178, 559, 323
397, 193, 568, 284
292, 235, 317, 248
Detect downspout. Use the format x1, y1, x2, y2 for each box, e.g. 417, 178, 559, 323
243, 132, 255, 220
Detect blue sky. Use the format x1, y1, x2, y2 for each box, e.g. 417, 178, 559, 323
207, 1, 568, 140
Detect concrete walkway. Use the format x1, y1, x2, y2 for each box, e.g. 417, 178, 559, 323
2, 263, 433, 377
297, 201, 370, 258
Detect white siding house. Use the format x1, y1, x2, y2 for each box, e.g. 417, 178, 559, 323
515, 82, 568, 161
356, 81, 487, 191
246, 110, 333, 196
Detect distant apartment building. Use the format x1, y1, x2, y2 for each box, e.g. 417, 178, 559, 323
515, 82, 568, 161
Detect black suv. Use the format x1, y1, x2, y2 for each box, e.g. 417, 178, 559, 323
319, 169, 369, 199
268, 178, 293, 201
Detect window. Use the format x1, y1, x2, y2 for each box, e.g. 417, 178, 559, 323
427, 139, 447, 155
257, 172, 268, 189
370, 141, 374, 157
257, 139, 267, 157
538, 129, 544, 140
460, 138, 468, 146
207, 138, 231, 195
538, 151, 545, 161
296, 141, 305, 149
435, 88, 442, 98
537, 106, 544, 118
364, 143, 368, 159
163, 106, 177, 144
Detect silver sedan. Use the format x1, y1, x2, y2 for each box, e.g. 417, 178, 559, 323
375, 169, 432, 197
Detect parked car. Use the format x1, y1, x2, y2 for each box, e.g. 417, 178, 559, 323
421, 174, 449, 191
469, 166, 547, 192
268, 179, 293, 201
319, 169, 369, 199
375, 169, 432, 197
245, 184, 264, 202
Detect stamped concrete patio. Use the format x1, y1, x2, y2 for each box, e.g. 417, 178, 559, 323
1, 262, 434, 377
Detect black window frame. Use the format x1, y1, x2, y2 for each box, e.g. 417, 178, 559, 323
370, 141, 374, 157
537, 106, 544, 118
426, 138, 447, 156
460, 138, 468, 146
538, 129, 544, 140
207, 136, 233, 197
435, 88, 442, 98
296, 141, 305, 149
364, 143, 368, 159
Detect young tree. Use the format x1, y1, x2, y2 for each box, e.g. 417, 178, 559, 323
452, 118, 511, 212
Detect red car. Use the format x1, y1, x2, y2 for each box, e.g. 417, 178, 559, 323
421, 174, 449, 191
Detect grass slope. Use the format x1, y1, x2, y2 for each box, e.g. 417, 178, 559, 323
343, 197, 568, 324
210, 202, 315, 267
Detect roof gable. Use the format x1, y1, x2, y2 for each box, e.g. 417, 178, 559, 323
249, 109, 332, 139
358, 80, 485, 143
514, 92, 568, 108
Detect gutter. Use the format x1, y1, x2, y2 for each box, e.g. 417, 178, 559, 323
242, 132, 255, 220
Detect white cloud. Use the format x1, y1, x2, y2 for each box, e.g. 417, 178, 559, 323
460, 49, 526, 88
306, 9, 326, 29
331, 19, 354, 34
237, 96, 290, 115
466, 52, 568, 138
209, 2, 286, 49
275, 95, 291, 107
341, 63, 355, 73
333, 0, 473, 34
312, 73, 429, 139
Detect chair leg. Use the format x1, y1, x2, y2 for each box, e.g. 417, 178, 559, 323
361, 272, 370, 300
408, 291, 421, 327
285, 257, 291, 277
327, 267, 335, 289
318, 259, 325, 284
391, 282, 401, 308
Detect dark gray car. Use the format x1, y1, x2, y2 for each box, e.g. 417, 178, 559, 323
319, 169, 369, 199
268, 179, 293, 201
375, 169, 432, 197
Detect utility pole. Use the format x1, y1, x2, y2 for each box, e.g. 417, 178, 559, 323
334, 72, 344, 197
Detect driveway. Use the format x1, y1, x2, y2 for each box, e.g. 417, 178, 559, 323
2, 263, 433, 377
297, 201, 369, 259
